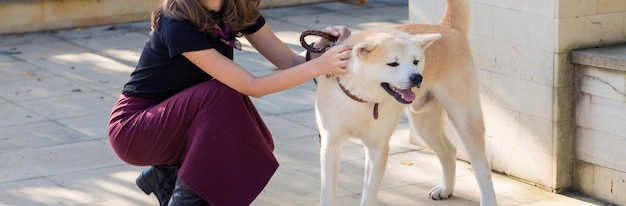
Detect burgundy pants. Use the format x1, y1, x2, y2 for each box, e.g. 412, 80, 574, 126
108, 80, 278, 205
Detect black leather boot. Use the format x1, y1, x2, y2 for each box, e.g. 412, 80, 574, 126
168, 177, 210, 206
136, 164, 180, 206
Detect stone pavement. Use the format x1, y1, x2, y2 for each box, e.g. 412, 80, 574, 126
0, 0, 607, 205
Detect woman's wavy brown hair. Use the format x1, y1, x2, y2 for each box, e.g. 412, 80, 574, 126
151, 0, 261, 35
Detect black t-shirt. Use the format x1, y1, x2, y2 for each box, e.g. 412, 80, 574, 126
122, 15, 266, 102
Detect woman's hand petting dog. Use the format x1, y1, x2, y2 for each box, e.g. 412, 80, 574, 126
310, 44, 352, 76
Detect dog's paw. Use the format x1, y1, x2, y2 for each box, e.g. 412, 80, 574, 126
428, 185, 453, 200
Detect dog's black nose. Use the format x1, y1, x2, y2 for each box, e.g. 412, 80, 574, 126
410, 73, 423, 88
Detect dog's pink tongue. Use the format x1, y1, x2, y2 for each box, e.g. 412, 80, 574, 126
398, 89, 415, 102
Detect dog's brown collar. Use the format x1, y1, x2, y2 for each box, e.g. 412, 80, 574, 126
336, 78, 379, 120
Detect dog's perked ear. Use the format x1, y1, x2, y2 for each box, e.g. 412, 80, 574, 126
412, 33, 441, 50
353, 41, 377, 59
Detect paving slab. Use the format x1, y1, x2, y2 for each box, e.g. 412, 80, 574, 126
0, 102, 46, 127
0, 120, 89, 152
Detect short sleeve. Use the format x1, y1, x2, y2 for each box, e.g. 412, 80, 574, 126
241, 15, 266, 35
160, 17, 214, 57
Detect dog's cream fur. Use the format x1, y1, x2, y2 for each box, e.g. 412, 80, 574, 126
315, 0, 497, 205
315, 29, 441, 205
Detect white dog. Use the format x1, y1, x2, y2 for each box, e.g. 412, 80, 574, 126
315, 29, 441, 206
316, 0, 497, 205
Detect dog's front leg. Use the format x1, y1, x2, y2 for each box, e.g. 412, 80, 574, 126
320, 136, 343, 206
360, 139, 390, 206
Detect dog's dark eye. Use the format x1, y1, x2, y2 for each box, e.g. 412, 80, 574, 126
387, 62, 399, 67
413, 60, 420, 65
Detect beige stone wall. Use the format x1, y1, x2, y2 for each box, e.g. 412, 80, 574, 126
0, 0, 157, 35
409, 0, 626, 200
0, 0, 338, 35
561, 1, 626, 205
558, 0, 626, 52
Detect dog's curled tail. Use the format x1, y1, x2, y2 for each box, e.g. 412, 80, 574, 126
441, 0, 472, 35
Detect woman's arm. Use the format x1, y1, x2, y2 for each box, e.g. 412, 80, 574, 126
182, 38, 351, 98
244, 24, 303, 70
246, 24, 351, 70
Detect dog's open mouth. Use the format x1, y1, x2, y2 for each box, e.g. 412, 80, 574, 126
381, 83, 415, 104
